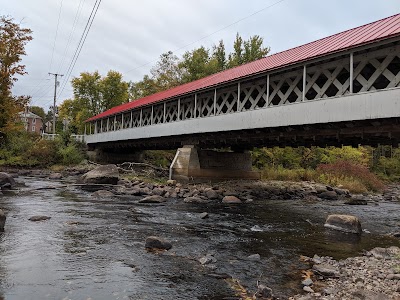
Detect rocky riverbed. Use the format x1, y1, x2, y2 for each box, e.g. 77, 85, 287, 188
0, 165, 399, 299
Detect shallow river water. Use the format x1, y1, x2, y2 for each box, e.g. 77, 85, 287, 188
0, 177, 399, 299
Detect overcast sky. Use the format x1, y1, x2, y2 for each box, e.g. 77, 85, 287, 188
3, 0, 399, 111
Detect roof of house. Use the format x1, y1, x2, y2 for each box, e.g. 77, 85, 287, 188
19, 111, 43, 120
87, 13, 400, 122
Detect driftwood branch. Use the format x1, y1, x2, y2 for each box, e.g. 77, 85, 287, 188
118, 162, 168, 172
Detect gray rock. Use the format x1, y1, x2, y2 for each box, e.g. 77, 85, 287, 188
49, 173, 63, 180
199, 212, 209, 219
324, 214, 362, 234
301, 278, 313, 286
222, 196, 242, 204
183, 196, 209, 204
0, 209, 5, 231
138, 195, 166, 203
303, 286, 314, 293
92, 190, 114, 198
345, 196, 368, 205
28, 215, 51, 222
256, 285, 273, 298
313, 263, 339, 277
0, 172, 16, 189
78, 164, 119, 185
205, 188, 219, 200
319, 191, 338, 200
152, 188, 166, 196
199, 255, 216, 265
247, 253, 261, 261
145, 236, 172, 250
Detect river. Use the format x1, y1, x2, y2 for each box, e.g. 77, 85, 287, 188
0, 176, 399, 299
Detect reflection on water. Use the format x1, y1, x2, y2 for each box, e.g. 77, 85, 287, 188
0, 177, 399, 299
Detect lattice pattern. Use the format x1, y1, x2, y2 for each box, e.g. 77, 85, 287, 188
196, 92, 214, 117
216, 85, 237, 115
122, 113, 131, 129
141, 108, 152, 126
180, 96, 195, 120
90, 43, 399, 133
131, 111, 141, 127
165, 100, 179, 123
239, 78, 267, 111
353, 45, 400, 93
305, 57, 350, 100
152, 104, 164, 124
269, 70, 303, 106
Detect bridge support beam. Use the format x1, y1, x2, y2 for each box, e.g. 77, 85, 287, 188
88, 149, 144, 164
170, 145, 260, 182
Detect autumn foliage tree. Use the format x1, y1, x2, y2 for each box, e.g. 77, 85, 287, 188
0, 16, 33, 136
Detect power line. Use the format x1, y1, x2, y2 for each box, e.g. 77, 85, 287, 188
56, 0, 87, 74
49, 0, 64, 72
125, 0, 286, 74
58, 0, 102, 98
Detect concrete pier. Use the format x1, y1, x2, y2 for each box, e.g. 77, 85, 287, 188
170, 145, 260, 181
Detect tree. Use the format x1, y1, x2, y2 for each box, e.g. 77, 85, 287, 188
0, 16, 33, 136
150, 51, 182, 91
29, 105, 45, 120
180, 46, 217, 83
63, 70, 129, 133
228, 33, 270, 68
212, 40, 226, 72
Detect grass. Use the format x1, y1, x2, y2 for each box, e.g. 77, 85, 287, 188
260, 161, 385, 193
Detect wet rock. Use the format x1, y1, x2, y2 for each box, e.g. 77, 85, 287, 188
199, 212, 209, 219
28, 215, 51, 222
319, 191, 338, 200
183, 196, 209, 204
152, 188, 166, 196
138, 195, 166, 203
78, 164, 119, 185
49, 173, 63, 180
204, 188, 219, 200
313, 263, 339, 277
207, 273, 232, 279
256, 284, 273, 298
199, 254, 217, 265
247, 253, 261, 261
92, 190, 114, 198
222, 195, 242, 204
345, 195, 368, 205
139, 187, 151, 195
324, 214, 362, 234
145, 236, 172, 250
0, 172, 16, 189
0, 209, 5, 231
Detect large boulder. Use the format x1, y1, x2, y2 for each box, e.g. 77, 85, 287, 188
0, 172, 16, 189
324, 214, 362, 234
0, 209, 5, 231
78, 164, 119, 185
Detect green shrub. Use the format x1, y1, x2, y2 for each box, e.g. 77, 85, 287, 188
58, 144, 84, 165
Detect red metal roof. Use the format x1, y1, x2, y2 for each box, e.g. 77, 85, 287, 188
87, 13, 400, 122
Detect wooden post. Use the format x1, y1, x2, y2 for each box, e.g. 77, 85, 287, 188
237, 82, 241, 112
194, 94, 197, 118
302, 65, 306, 102
214, 88, 217, 115
350, 52, 354, 93
266, 74, 270, 106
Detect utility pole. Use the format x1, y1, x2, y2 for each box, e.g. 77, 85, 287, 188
48, 72, 63, 134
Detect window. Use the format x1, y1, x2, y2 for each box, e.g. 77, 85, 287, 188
32, 118, 36, 124
32, 126, 35, 132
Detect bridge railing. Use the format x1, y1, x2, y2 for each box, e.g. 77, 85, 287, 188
42, 133, 85, 143
85, 41, 400, 136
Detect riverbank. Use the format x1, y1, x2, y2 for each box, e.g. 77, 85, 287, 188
0, 167, 399, 299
